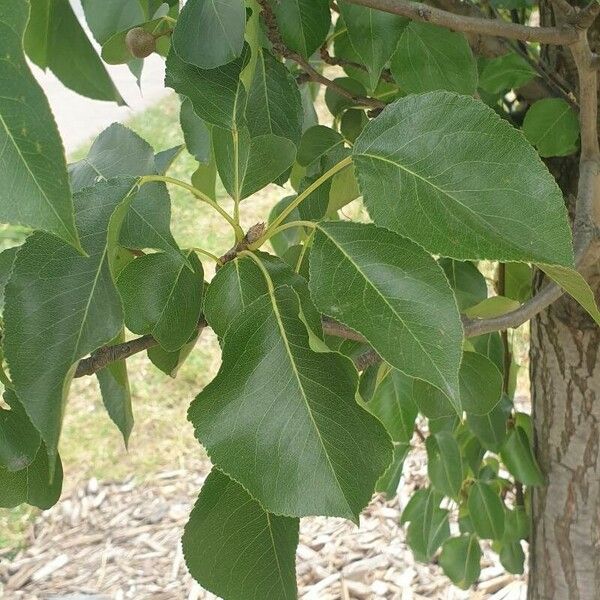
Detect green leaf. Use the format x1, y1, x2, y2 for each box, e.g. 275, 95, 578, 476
269, 196, 304, 257
468, 481, 505, 540
69, 123, 183, 263
470, 332, 504, 374
438, 259, 487, 312
25, 0, 123, 104
338, 2, 406, 91
268, 0, 330, 58
503, 506, 530, 541
213, 127, 296, 201
180, 98, 212, 164
479, 52, 537, 95
297, 126, 344, 168
309, 221, 462, 406
0, 444, 63, 509
465, 296, 521, 319
148, 330, 200, 377
189, 283, 393, 519
165, 45, 249, 130
499, 541, 525, 574
439, 534, 482, 589
81, 0, 144, 44
406, 490, 450, 560
523, 98, 580, 158
460, 352, 503, 416
4, 178, 139, 459
376, 442, 409, 497
117, 251, 204, 352
324, 77, 368, 117
245, 49, 303, 146
501, 426, 545, 486
96, 329, 134, 445
505, 263, 532, 303
155, 145, 184, 175
69, 124, 155, 192
0, 246, 18, 313
0, 390, 41, 472
0, 1, 80, 249
172, 0, 245, 69
391, 23, 477, 95
466, 394, 511, 452
183, 469, 299, 600
368, 366, 418, 443
354, 91, 574, 267
426, 431, 463, 499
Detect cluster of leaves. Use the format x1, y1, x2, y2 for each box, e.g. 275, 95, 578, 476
0, 0, 594, 598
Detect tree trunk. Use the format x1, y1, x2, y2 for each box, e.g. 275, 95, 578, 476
529, 296, 600, 599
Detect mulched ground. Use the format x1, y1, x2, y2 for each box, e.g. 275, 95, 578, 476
0, 449, 526, 600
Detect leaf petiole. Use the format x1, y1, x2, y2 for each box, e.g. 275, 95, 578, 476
253, 156, 353, 248
139, 175, 245, 240
189, 247, 223, 265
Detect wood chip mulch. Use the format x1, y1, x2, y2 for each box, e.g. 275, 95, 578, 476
0, 452, 526, 600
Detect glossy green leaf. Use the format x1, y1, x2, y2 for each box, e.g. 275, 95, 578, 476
0, 246, 18, 313
148, 330, 200, 377
505, 263, 532, 303
338, 2, 406, 90
297, 126, 344, 168
81, 0, 144, 44
269, 196, 304, 257
460, 352, 503, 416
96, 329, 133, 445
165, 46, 249, 130
368, 366, 418, 443
172, 0, 245, 69
523, 98, 580, 158
25, 0, 123, 103
118, 251, 204, 352
504, 506, 530, 541
391, 23, 477, 95
466, 394, 511, 452
69, 123, 183, 263
500, 541, 525, 574
0, 444, 63, 509
479, 52, 537, 95
405, 489, 450, 560
426, 431, 463, 499
309, 221, 462, 405
155, 145, 184, 175
0, 390, 40, 472
340, 109, 368, 143
246, 49, 303, 146
439, 535, 482, 589
0, 1, 80, 249
268, 0, 330, 58
180, 98, 212, 164
213, 127, 296, 201
465, 296, 521, 319
324, 77, 368, 117
439, 259, 487, 312
4, 178, 139, 458
468, 481, 505, 540
501, 426, 545, 486
183, 469, 299, 600
376, 442, 409, 497
189, 283, 393, 519
354, 91, 574, 266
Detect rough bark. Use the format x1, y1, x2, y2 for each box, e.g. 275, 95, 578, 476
529, 296, 600, 599
529, 6, 600, 596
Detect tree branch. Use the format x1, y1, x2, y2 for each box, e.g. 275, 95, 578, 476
75, 320, 207, 378
345, 0, 578, 45
257, 0, 385, 111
